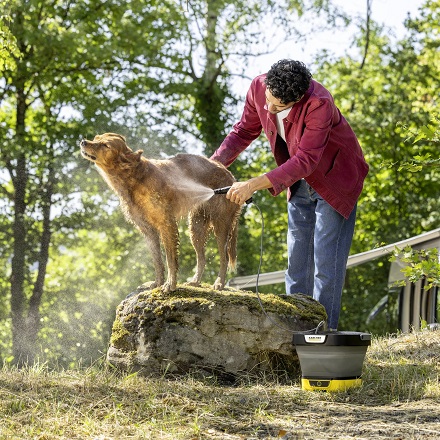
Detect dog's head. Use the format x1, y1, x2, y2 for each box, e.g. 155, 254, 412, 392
80, 133, 143, 170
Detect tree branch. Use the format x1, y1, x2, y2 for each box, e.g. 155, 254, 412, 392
360, 0, 372, 70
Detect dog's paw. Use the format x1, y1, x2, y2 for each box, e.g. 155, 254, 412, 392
162, 281, 177, 293
184, 280, 201, 287
212, 277, 225, 291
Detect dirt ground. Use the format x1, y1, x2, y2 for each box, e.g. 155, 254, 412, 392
254, 399, 440, 440
195, 398, 440, 440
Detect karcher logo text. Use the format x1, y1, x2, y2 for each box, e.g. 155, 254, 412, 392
304, 335, 327, 344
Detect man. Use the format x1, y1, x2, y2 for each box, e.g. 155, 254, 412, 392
210, 59, 369, 330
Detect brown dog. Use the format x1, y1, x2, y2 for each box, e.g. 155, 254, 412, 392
80, 133, 241, 292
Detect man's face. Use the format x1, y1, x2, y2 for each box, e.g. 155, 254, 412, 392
265, 89, 295, 114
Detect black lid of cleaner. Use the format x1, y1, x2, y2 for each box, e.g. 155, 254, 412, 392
292, 331, 371, 347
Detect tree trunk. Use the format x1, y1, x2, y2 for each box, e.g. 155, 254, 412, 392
194, 0, 228, 155
10, 83, 31, 365
27, 153, 54, 357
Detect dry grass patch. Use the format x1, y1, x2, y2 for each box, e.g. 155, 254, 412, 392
1, 330, 440, 439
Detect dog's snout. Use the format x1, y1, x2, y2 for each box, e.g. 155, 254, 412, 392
80, 139, 87, 147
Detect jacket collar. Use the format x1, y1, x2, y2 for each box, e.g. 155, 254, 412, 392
286, 81, 315, 123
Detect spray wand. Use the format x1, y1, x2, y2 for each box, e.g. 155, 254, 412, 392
213, 186, 253, 204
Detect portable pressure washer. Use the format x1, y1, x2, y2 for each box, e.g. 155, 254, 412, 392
293, 331, 371, 391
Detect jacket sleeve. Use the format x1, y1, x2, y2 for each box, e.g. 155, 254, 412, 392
210, 78, 263, 166
265, 98, 334, 195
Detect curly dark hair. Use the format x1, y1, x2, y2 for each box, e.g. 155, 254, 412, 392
264, 60, 312, 104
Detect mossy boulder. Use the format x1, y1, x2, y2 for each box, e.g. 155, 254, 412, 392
107, 283, 327, 379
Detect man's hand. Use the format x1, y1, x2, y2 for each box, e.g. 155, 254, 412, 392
226, 175, 273, 205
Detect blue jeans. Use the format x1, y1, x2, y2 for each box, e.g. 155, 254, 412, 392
285, 180, 356, 329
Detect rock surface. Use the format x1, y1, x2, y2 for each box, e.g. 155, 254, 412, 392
107, 284, 327, 378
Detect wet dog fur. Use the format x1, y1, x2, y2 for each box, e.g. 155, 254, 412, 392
80, 133, 241, 292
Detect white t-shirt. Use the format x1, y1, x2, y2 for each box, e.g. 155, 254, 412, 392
276, 108, 292, 142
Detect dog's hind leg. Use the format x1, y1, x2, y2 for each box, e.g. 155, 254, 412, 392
187, 210, 210, 286
212, 221, 232, 291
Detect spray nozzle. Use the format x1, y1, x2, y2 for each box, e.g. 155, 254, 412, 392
213, 186, 231, 195
213, 186, 253, 204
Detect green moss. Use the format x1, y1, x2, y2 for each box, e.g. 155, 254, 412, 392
135, 283, 326, 322
152, 297, 213, 316
110, 318, 132, 351
123, 312, 139, 324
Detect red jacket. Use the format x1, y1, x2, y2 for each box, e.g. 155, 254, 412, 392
210, 76, 369, 219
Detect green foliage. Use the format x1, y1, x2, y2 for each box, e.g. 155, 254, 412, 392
0, 1, 20, 69
394, 115, 440, 171
401, 118, 439, 145
391, 245, 440, 290
113, 0, 349, 155
386, 114, 440, 290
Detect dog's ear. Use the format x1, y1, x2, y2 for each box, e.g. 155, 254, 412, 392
121, 149, 143, 167
128, 150, 143, 162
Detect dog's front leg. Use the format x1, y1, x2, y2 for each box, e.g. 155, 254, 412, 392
159, 220, 180, 293
139, 226, 165, 289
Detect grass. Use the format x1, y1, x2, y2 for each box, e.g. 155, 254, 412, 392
1, 330, 440, 439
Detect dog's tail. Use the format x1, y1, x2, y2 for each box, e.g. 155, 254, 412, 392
227, 213, 240, 271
